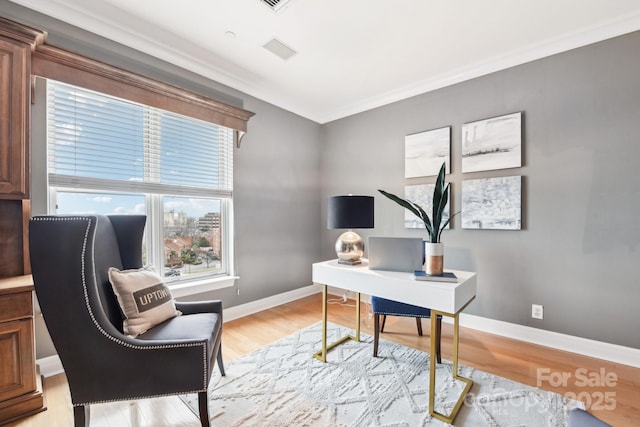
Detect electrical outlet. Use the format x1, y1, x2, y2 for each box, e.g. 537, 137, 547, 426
532, 304, 544, 320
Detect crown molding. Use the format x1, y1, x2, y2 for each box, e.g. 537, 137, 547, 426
8, 1, 640, 124
316, 10, 640, 123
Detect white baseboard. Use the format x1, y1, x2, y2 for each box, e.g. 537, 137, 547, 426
222, 284, 320, 322
456, 313, 640, 368
36, 286, 640, 378
37, 354, 64, 378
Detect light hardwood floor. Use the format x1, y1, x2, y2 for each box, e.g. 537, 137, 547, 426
8, 294, 639, 426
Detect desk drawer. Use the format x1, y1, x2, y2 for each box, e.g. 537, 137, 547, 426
0, 292, 32, 322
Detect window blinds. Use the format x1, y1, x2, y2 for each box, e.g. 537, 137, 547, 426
47, 81, 233, 198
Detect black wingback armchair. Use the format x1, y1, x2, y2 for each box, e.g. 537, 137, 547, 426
29, 215, 224, 427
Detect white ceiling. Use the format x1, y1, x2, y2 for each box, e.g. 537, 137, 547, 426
9, 0, 640, 123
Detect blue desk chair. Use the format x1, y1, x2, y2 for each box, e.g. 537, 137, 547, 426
371, 296, 442, 363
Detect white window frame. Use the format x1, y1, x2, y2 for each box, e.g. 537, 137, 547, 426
39, 78, 237, 296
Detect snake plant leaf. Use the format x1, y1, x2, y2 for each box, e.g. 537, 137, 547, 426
432, 164, 446, 213
437, 210, 460, 242
378, 189, 434, 238
409, 199, 434, 237
430, 163, 448, 242
379, 161, 452, 243
434, 182, 449, 228
378, 189, 421, 218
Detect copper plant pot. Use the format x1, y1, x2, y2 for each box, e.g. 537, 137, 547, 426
424, 242, 444, 276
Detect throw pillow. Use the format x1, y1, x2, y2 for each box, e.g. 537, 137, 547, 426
108, 267, 181, 337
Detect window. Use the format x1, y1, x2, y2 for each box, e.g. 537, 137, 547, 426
46, 80, 235, 289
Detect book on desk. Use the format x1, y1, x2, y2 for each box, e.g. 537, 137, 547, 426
413, 271, 458, 283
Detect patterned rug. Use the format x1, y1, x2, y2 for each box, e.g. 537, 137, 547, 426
181, 322, 581, 426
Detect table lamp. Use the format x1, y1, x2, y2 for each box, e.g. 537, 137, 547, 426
328, 195, 374, 265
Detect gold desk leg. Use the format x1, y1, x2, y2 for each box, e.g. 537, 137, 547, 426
429, 310, 474, 424
313, 285, 361, 362
355, 292, 361, 342
429, 313, 437, 416
318, 284, 328, 362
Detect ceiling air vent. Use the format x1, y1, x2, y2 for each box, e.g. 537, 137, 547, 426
260, 0, 295, 12
263, 38, 297, 60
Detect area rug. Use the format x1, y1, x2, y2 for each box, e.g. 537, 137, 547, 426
181, 322, 582, 426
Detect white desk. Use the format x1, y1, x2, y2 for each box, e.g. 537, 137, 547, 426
312, 259, 477, 424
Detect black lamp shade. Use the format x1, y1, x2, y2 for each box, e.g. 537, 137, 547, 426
327, 195, 374, 229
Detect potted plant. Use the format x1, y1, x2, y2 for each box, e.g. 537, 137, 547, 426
378, 162, 457, 275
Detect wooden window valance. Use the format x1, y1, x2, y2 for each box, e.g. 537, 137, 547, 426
31, 45, 254, 142
0, 17, 45, 48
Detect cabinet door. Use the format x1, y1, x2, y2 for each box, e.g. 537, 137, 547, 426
0, 37, 30, 199
0, 318, 35, 402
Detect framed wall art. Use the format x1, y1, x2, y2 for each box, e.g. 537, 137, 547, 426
461, 112, 522, 173
404, 184, 450, 229
461, 176, 521, 230
404, 126, 450, 178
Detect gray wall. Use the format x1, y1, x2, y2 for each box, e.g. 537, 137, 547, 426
321, 31, 640, 349
1, 2, 322, 358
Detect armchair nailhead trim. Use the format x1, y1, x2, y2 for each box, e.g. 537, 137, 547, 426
32, 216, 210, 400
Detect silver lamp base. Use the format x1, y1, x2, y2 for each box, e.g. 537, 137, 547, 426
335, 230, 364, 265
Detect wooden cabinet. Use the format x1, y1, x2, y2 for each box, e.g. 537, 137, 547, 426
0, 35, 30, 199
0, 275, 45, 425
0, 18, 45, 199
0, 17, 44, 200
0, 20, 47, 423
0, 18, 44, 278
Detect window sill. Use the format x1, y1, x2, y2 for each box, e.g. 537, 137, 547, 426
170, 275, 237, 298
